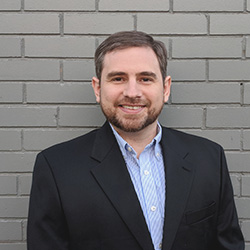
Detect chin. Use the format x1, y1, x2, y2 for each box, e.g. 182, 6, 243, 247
111, 118, 156, 133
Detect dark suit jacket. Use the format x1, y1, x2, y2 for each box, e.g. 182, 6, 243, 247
27, 122, 244, 250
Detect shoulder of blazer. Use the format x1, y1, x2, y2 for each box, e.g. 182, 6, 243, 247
161, 126, 223, 158
38, 121, 115, 164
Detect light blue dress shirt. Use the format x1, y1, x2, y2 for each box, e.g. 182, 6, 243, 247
110, 123, 165, 250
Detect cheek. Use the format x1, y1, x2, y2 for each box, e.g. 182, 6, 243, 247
146, 89, 164, 102
101, 87, 121, 103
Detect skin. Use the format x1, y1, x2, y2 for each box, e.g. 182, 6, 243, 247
92, 46, 171, 157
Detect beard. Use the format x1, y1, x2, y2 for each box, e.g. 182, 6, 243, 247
100, 97, 164, 133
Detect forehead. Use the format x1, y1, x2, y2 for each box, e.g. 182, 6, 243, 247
102, 46, 160, 73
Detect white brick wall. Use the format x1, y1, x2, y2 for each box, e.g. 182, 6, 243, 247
0, 0, 249, 248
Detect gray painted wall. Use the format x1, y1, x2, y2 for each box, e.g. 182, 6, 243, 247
0, 0, 249, 249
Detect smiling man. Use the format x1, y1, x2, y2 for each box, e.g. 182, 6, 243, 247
27, 31, 244, 250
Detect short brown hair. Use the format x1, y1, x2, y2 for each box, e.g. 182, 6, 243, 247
94, 31, 168, 81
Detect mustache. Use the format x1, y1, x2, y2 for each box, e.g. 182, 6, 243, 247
116, 97, 148, 105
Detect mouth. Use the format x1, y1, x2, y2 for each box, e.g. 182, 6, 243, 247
121, 105, 143, 110
118, 104, 145, 113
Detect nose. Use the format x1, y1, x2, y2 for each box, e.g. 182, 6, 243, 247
123, 79, 142, 98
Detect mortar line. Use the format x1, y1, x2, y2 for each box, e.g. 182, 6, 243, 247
59, 13, 64, 36
96, 0, 100, 11
169, 0, 173, 13
133, 14, 137, 31
21, 38, 25, 58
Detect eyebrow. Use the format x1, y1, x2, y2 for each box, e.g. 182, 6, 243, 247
106, 71, 157, 79
106, 71, 127, 79
137, 71, 157, 79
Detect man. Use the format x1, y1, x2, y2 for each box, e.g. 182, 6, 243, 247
27, 31, 244, 250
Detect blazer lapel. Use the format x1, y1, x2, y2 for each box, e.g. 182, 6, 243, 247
90, 122, 154, 250
161, 128, 195, 250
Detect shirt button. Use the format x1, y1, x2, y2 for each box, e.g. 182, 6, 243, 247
127, 147, 132, 152
156, 152, 160, 157
144, 170, 150, 175
151, 206, 157, 212
159, 243, 162, 249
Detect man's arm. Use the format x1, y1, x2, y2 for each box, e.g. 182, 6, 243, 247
216, 148, 245, 249
27, 152, 69, 250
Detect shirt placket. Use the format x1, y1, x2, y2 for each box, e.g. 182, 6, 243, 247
139, 152, 162, 250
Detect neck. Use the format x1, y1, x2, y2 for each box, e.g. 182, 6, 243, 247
113, 121, 158, 158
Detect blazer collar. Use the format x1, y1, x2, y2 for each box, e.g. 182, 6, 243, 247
90, 122, 154, 250
160, 127, 195, 250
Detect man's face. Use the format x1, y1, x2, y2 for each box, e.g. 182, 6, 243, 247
92, 46, 171, 133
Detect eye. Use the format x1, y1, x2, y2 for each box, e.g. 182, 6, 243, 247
111, 77, 123, 82
140, 77, 153, 83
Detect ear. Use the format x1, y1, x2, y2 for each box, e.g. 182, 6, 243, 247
163, 76, 171, 103
92, 77, 101, 103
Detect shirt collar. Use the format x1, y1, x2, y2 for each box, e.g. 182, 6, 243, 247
109, 122, 162, 157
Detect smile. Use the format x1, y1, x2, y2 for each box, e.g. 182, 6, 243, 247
118, 104, 145, 113
122, 105, 143, 110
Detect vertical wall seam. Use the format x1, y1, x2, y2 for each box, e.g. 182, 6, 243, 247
21, 38, 25, 58
133, 14, 137, 31
59, 13, 64, 36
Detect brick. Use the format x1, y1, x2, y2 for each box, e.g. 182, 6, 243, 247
64, 13, 133, 34
26, 83, 96, 104
0, 153, 36, 172
209, 60, 250, 81
25, 0, 95, 10
0, 14, 59, 34
168, 60, 206, 81
206, 107, 250, 128
230, 175, 241, 196
59, 106, 105, 127
99, 0, 169, 11
159, 106, 203, 128
0, 107, 57, 127
63, 60, 95, 80
137, 14, 207, 34
235, 198, 250, 218
0, 38, 21, 57
226, 152, 250, 172
0, 130, 21, 150
25, 37, 95, 58
0, 0, 21, 10
210, 14, 250, 35
182, 130, 241, 150
174, 0, 244, 11
242, 175, 250, 196
0, 60, 60, 81
244, 83, 250, 104
0, 197, 29, 218
243, 131, 250, 150
242, 221, 250, 241
23, 129, 91, 150
0, 221, 22, 241
172, 38, 242, 58
0, 83, 23, 103
171, 83, 241, 104
0, 176, 17, 195
18, 175, 32, 195
0, 244, 26, 250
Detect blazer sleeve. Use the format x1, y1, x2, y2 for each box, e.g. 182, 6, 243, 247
27, 152, 69, 250
216, 147, 245, 249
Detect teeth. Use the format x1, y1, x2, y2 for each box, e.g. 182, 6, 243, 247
122, 105, 142, 110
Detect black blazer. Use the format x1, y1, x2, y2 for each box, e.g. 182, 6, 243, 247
27, 122, 244, 250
